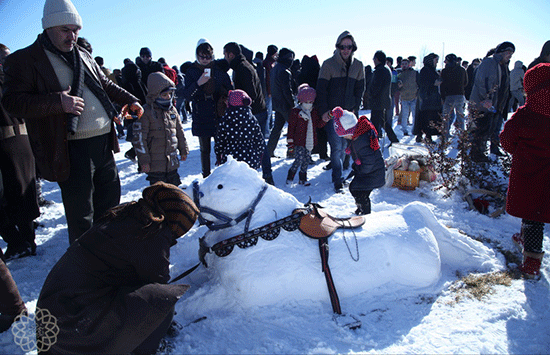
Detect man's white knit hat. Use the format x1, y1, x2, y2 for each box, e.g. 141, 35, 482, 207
42, 0, 82, 29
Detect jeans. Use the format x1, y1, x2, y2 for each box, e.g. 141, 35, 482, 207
265, 95, 273, 132
399, 99, 416, 133
325, 120, 346, 186
442, 95, 466, 134
254, 110, 273, 178
266, 110, 288, 157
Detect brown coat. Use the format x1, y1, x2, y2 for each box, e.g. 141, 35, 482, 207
132, 72, 188, 173
1, 34, 138, 182
36, 202, 189, 354
0, 66, 39, 224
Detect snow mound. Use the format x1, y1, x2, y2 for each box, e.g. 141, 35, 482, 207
177, 158, 499, 310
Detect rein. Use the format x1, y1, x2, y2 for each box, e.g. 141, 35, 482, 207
193, 181, 268, 233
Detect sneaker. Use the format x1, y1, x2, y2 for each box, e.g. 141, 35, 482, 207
520, 251, 544, 279
334, 183, 344, 193
298, 180, 311, 186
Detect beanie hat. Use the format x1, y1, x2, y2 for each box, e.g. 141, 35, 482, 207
332, 106, 358, 136
228, 89, 252, 107
495, 41, 515, 53
267, 45, 278, 56
523, 63, 550, 116
140, 47, 152, 57
335, 31, 357, 51
42, 0, 82, 29
141, 182, 199, 238
296, 83, 316, 103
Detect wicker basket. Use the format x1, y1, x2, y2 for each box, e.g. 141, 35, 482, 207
392, 170, 420, 190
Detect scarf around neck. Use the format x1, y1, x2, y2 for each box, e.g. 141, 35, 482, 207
41, 32, 118, 134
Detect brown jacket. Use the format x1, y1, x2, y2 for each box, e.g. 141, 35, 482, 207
36, 202, 189, 354
1, 34, 138, 182
132, 72, 188, 173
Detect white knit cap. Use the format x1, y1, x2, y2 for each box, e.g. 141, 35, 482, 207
196, 38, 210, 48
42, 0, 82, 29
340, 110, 358, 130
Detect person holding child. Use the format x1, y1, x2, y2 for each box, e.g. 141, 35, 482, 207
132, 72, 189, 186
332, 107, 385, 215
500, 63, 550, 279
214, 89, 265, 170
286, 84, 322, 186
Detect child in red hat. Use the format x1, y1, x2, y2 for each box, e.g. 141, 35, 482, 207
500, 63, 550, 279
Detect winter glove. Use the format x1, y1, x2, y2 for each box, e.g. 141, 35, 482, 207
121, 102, 144, 120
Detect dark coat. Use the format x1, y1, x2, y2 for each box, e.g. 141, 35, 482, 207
348, 130, 385, 192
121, 61, 147, 103
368, 63, 392, 110
1, 35, 138, 182
440, 62, 468, 99
214, 106, 265, 169
36, 202, 189, 354
137, 58, 163, 88
270, 59, 295, 117
0, 66, 39, 227
500, 106, 550, 223
316, 50, 365, 116
230, 54, 266, 115
417, 64, 442, 111
183, 62, 232, 137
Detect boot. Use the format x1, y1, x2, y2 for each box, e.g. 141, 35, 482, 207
286, 170, 296, 184
520, 251, 544, 279
298, 172, 310, 186
471, 143, 490, 163
353, 194, 371, 215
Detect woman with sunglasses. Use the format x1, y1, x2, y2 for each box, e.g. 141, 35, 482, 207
183, 39, 233, 178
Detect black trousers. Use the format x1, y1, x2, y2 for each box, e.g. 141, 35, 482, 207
58, 133, 120, 244
198, 136, 212, 177
371, 109, 398, 142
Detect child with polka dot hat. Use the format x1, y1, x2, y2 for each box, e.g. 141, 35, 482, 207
214, 89, 265, 170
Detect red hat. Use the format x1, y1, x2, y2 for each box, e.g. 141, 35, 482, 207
296, 83, 316, 103
524, 63, 550, 117
228, 89, 252, 107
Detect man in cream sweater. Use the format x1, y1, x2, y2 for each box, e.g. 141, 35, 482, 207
2, 0, 143, 244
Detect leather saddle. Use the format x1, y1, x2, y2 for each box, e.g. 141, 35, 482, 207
294, 203, 365, 239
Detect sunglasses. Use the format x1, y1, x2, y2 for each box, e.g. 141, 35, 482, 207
339, 45, 354, 50
198, 54, 212, 60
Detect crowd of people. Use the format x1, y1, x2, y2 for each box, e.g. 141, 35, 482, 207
1, 0, 549, 352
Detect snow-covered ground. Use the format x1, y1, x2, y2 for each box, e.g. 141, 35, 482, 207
1, 112, 549, 354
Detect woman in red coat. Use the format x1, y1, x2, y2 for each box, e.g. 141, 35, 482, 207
500, 63, 550, 279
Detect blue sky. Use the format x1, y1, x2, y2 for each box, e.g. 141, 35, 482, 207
1, 0, 548, 71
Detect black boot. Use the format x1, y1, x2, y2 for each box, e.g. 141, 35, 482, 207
352, 191, 372, 215
286, 169, 296, 184
298, 172, 310, 186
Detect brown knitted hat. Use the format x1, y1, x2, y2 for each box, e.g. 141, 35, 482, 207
141, 182, 199, 238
